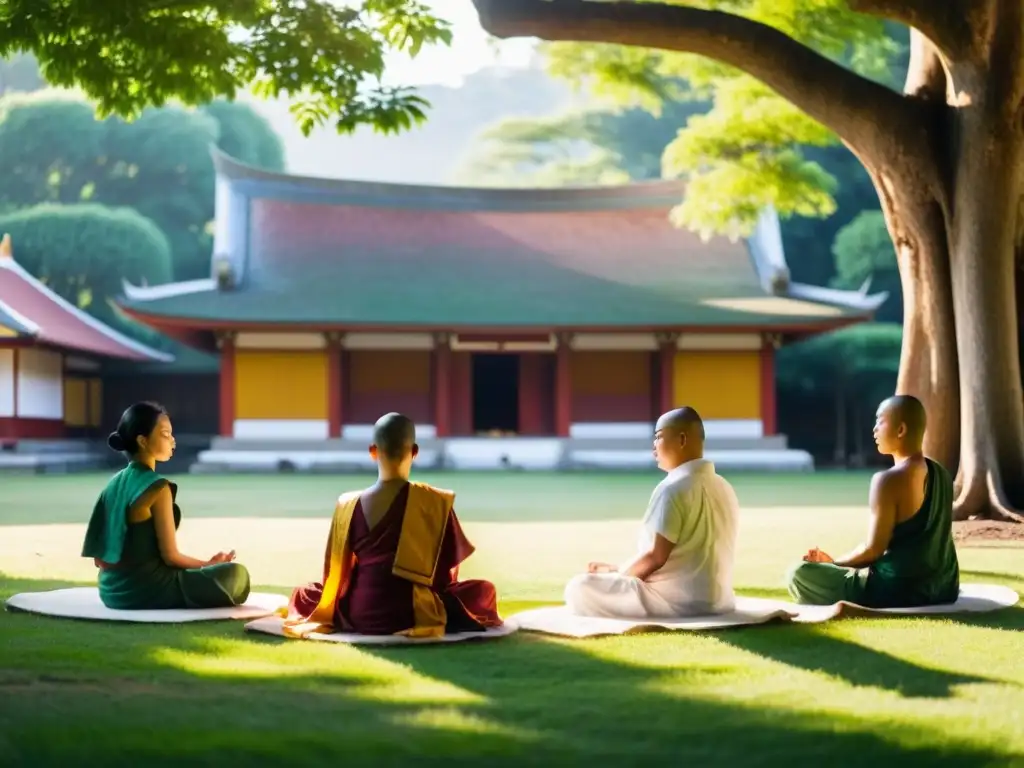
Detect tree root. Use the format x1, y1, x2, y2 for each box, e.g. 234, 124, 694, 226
953, 469, 1024, 523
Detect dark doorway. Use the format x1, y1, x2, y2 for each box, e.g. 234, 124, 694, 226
472, 354, 519, 434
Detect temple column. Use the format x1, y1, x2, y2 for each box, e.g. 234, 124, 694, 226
12, 346, 19, 418
657, 333, 677, 416
217, 331, 236, 437
555, 333, 572, 437
761, 334, 778, 436
433, 333, 451, 437
518, 353, 544, 435
326, 332, 344, 438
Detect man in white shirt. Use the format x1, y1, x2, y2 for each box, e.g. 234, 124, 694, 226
564, 407, 740, 618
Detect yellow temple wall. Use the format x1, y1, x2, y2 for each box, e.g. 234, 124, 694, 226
64, 377, 102, 428
671, 350, 762, 420
234, 350, 328, 420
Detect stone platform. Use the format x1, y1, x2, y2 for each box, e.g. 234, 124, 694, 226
190, 434, 813, 473
0, 440, 109, 474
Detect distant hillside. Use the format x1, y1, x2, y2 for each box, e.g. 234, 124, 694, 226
242, 63, 589, 184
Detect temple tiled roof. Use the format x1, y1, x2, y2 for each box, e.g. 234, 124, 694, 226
118, 151, 887, 331
0, 238, 172, 361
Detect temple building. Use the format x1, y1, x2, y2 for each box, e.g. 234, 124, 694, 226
0, 235, 171, 471
118, 151, 886, 472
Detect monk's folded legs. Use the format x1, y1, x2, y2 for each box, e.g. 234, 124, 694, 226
786, 561, 867, 605
564, 572, 654, 618
179, 562, 251, 608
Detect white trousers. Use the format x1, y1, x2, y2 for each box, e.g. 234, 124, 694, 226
564, 573, 677, 619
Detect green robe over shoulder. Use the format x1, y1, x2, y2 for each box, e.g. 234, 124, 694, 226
788, 458, 960, 608
82, 462, 251, 610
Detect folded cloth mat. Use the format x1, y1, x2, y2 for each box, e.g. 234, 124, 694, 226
790, 582, 1019, 623
5, 587, 287, 623
244, 615, 520, 645
511, 596, 798, 638
510, 584, 1018, 638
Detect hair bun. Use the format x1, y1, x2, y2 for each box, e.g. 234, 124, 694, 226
107, 432, 126, 452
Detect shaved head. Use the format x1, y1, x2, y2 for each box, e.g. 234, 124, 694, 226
656, 407, 706, 442
878, 395, 927, 445
372, 412, 416, 460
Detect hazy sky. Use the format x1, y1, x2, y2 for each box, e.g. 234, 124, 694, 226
380, 1, 538, 86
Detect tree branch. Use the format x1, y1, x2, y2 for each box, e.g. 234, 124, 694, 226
848, 0, 980, 61
471, 0, 924, 164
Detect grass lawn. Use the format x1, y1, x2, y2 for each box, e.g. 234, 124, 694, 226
1, 470, 1022, 767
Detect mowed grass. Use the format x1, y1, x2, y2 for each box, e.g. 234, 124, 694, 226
0, 470, 1022, 767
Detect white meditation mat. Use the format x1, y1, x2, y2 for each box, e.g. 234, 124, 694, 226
4, 587, 288, 623
244, 615, 521, 645
791, 583, 1020, 623
511, 596, 799, 638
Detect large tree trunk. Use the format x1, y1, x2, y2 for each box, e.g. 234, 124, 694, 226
947, 102, 1024, 522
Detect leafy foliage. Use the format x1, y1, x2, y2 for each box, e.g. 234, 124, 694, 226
0, 204, 172, 334
777, 322, 902, 463
0, 0, 451, 135
455, 96, 707, 187
0, 90, 286, 281
831, 210, 902, 322
541, 1, 905, 236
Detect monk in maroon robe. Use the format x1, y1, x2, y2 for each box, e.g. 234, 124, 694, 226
283, 413, 502, 638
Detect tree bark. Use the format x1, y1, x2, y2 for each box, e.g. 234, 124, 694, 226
848, 0, 983, 62
947, 101, 1024, 523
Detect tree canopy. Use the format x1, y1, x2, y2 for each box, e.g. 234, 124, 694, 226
0, 203, 173, 333
0, 0, 452, 135
455, 97, 708, 187
831, 211, 902, 322
0, 90, 285, 281
522, 1, 904, 238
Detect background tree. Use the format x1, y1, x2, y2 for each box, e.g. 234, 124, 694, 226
777, 323, 902, 466
831, 211, 902, 322
0, 91, 285, 280
473, 0, 1024, 522
455, 97, 707, 186
0, 204, 173, 336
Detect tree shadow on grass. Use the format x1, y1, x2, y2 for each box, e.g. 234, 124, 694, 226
0, 574, 1018, 766
360, 633, 1007, 766
714, 621, 1004, 698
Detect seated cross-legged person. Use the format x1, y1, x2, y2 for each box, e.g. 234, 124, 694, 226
81, 402, 251, 610
565, 407, 740, 619
787, 395, 960, 608
284, 412, 503, 638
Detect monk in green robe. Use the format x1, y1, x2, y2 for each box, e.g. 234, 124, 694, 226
81, 402, 250, 610
787, 395, 960, 608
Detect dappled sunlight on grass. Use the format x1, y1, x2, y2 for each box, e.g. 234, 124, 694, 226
391, 708, 546, 742
2, 473, 1023, 764
149, 635, 489, 705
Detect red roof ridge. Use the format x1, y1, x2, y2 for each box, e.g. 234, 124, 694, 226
0, 251, 173, 362
213, 148, 688, 211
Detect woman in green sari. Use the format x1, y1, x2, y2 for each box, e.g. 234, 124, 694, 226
82, 402, 251, 610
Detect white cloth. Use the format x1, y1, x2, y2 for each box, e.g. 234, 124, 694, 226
565, 459, 740, 619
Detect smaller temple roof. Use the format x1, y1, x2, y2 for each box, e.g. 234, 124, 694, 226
118, 151, 888, 336
0, 234, 172, 361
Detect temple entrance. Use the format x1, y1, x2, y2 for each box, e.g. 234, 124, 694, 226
472, 353, 519, 434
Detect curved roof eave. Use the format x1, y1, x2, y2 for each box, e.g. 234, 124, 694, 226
211, 147, 690, 212
0, 258, 174, 362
